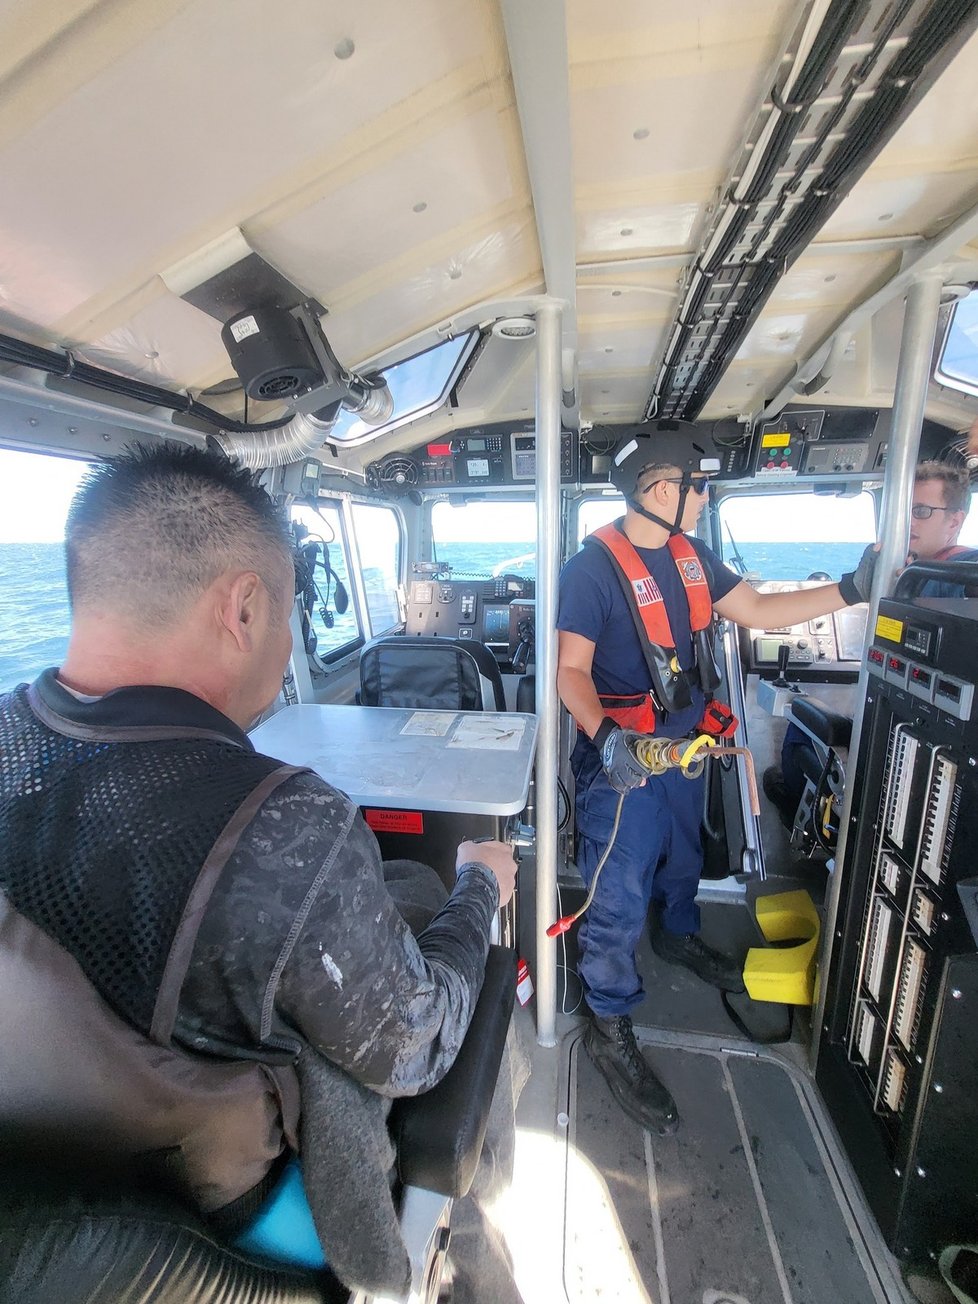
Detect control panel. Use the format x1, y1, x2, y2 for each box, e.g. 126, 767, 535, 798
404, 569, 536, 664
752, 407, 884, 479
744, 580, 868, 675
368, 423, 578, 491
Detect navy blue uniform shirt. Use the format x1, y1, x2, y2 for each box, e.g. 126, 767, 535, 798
557, 524, 741, 736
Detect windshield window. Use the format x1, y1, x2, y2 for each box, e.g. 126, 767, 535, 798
718, 491, 876, 580
0, 447, 90, 693
430, 500, 536, 577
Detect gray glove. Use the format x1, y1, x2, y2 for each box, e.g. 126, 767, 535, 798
839, 543, 879, 605
593, 719, 647, 793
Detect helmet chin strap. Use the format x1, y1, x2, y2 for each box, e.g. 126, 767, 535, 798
629, 479, 691, 536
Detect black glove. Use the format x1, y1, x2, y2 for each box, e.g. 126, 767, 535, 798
593, 719, 647, 794
839, 543, 879, 605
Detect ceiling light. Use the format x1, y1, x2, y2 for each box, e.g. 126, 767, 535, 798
492, 317, 536, 340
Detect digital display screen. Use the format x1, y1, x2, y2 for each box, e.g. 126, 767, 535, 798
467, 438, 486, 452
466, 458, 490, 477
482, 606, 510, 643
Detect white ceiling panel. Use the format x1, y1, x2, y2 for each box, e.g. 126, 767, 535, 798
820, 171, 978, 242
78, 294, 226, 389
322, 216, 541, 365
264, 110, 524, 308
0, 0, 494, 329
577, 200, 703, 260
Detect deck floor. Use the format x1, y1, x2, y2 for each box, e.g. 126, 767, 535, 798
563, 1030, 895, 1304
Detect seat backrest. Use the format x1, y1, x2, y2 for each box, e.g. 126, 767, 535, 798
359, 636, 506, 712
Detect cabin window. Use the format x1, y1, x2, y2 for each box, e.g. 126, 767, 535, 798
961, 491, 978, 547
717, 490, 876, 580
430, 500, 536, 577
351, 502, 402, 634
0, 447, 90, 693
327, 332, 479, 446
291, 502, 361, 660
936, 290, 978, 398
577, 495, 625, 543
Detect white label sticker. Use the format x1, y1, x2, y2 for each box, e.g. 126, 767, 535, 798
229, 315, 260, 343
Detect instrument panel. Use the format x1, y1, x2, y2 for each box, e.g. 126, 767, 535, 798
367, 423, 578, 491
404, 572, 536, 665
742, 580, 868, 675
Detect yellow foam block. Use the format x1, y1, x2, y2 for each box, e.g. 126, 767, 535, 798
742, 889, 820, 1006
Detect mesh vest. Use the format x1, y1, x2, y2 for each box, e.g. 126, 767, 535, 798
0, 677, 306, 1213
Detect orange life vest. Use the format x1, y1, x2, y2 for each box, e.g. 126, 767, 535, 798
584, 522, 725, 734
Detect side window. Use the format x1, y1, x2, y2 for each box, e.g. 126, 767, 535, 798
960, 489, 978, 547
717, 491, 876, 580
0, 448, 90, 693
577, 496, 625, 545
351, 503, 402, 634
291, 503, 361, 660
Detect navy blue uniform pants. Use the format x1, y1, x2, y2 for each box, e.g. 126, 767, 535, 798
571, 734, 705, 1018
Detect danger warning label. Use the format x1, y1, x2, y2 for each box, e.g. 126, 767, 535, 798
364, 808, 424, 834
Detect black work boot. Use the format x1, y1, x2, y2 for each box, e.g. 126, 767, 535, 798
762, 765, 796, 829
650, 923, 746, 992
583, 1013, 679, 1135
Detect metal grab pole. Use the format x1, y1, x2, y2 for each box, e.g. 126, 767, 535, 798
534, 300, 562, 1048
811, 271, 944, 1066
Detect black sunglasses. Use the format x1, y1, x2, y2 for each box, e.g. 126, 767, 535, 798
645, 477, 711, 496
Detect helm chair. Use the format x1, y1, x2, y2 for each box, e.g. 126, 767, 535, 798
610, 420, 721, 535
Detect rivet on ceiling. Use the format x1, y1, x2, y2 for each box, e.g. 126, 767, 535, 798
448, 264, 462, 280
633, 127, 649, 140
824, 274, 837, 283
611, 290, 622, 297
878, 212, 893, 221
620, 227, 633, 237
145, 351, 159, 359
604, 347, 613, 353
413, 201, 428, 214
334, 38, 355, 60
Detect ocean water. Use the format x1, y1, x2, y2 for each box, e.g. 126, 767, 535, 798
0, 538, 868, 695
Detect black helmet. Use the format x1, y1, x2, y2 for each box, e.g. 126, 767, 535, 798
610, 422, 720, 498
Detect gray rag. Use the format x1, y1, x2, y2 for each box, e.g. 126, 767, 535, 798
296, 859, 528, 1301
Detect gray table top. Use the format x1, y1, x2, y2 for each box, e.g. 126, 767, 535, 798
250, 704, 538, 815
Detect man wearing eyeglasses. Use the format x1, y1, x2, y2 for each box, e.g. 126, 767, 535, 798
768, 460, 975, 832
908, 461, 977, 595
556, 426, 876, 1135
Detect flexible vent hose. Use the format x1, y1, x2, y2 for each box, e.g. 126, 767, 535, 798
210, 410, 337, 470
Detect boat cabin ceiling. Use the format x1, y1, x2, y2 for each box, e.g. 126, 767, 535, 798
3, 0, 978, 466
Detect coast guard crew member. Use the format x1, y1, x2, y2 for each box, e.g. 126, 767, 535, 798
556, 425, 878, 1134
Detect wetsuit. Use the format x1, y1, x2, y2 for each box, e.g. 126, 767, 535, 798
557, 532, 740, 1016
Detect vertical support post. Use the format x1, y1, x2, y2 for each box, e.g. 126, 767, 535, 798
812, 271, 944, 1066
534, 299, 562, 1048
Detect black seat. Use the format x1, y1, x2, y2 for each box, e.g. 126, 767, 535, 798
515, 674, 535, 714
359, 635, 506, 712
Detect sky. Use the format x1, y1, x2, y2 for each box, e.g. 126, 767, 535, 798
0, 449, 89, 542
